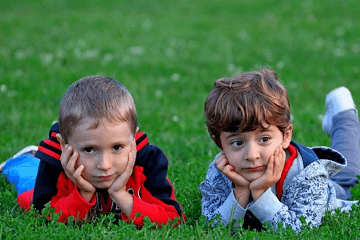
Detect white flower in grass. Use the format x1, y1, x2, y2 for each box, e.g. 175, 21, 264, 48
15, 69, 23, 77
15, 50, 25, 59
172, 115, 179, 122
171, 73, 180, 81
288, 82, 297, 89
352, 44, 359, 54
155, 90, 162, 98
0, 84, 7, 92
166, 48, 174, 57
335, 26, 345, 37
40, 53, 53, 66
228, 63, 235, 72
318, 114, 324, 121
169, 38, 177, 47
56, 49, 65, 58
237, 29, 249, 41
303, 0, 313, 9
290, 114, 294, 122
142, 19, 152, 29
101, 53, 114, 65
77, 39, 86, 48
83, 49, 99, 59
122, 55, 130, 63
276, 61, 285, 70
130, 46, 144, 56
314, 38, 325, 50
333, 48, 345, 57
73, 47, 82, 59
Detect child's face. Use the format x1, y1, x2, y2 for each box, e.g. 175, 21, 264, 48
65, 118, 136, 189
220, 124, 292, 182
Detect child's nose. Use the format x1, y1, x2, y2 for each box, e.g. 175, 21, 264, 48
97, 153, 112, 170
245, 144, 260, 161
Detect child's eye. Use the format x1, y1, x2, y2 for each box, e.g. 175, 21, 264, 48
231, 141, 243, 147
113, 145, 122, 151
83, 147, 94, 154
260, 137, 270, 143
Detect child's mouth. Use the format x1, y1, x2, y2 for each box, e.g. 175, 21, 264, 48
246, 166, 265, 172
98, 174, 113, 181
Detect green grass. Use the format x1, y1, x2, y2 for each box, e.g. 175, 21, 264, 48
1, 0, 360, 238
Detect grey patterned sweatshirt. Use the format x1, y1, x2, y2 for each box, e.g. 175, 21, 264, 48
200, 141, 358, 232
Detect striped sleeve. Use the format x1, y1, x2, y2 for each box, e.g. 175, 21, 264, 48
34, 122, 62, 169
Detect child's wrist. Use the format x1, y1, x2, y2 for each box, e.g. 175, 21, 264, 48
79, 188, 95, 202
109, 190, 134, 217
251, 189, 267, 202
233, 187, 250, 208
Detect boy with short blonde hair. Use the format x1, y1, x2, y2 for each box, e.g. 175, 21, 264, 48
14, 76, 184, 226
200, 68, 359, 232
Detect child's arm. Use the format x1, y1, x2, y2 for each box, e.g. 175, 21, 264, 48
49, 172, 96, 222
60, 144, 96, 202
215, 153, 251, 208
116, 142, 185, 227
108, 141, 136, 217
246, 159, 356, 232
200, 155, 248, 225
33, 122, 63, 212
249, 146, 285, 201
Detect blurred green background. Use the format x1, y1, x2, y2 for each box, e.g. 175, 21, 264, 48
1, 0, 360, 238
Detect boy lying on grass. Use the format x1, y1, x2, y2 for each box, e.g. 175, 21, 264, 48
1, 76, 184, 227
200, 68, 359, 232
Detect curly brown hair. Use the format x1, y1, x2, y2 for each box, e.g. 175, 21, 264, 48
204, 68, 291, 149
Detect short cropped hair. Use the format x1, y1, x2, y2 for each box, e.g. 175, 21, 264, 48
59, 76, 137, 142
205, 68, 291, 149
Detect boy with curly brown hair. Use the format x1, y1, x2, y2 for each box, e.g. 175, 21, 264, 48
200, 68, 359, 232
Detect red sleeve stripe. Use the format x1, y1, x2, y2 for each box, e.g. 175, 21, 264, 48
136, 137, 148, 152
43, 138, 61, 150
38, 145, 61, 161
135, 131, 145, 141
51, 132, 58, 138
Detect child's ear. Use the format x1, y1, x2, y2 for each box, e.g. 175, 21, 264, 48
281, 124, 293, 149
56, 133, 67, 150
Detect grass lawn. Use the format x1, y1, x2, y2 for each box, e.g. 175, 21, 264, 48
1, 0, 360, 239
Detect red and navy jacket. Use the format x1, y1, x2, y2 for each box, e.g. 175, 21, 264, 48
31, 122, 184, 226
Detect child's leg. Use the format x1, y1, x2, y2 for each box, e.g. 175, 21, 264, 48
1, 146, 39, 195
329, 110, 360, 199
322, 87, 360, 199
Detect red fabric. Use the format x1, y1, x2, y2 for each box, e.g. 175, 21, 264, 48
31, 123, 184, 226
50, 174, 96, 221
276, 144, 298, 200
50, 166, 183, 226
17, 189, 34, 211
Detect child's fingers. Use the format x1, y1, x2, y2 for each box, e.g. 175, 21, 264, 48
215, 154, 228, 171
126, 149, 136, 173
73, 164, 84, 180
273, 146, 285, 176
267, 155, 275, 175
66, 150, 79, 172
60, 144, 72, 167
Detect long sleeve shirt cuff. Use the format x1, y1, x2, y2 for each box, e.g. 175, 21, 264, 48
248, 188, 283, 223
219, 190, 246, 224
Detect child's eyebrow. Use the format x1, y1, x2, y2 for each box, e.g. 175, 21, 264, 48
257, 128, 274, 134
225, 132, 242, 139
